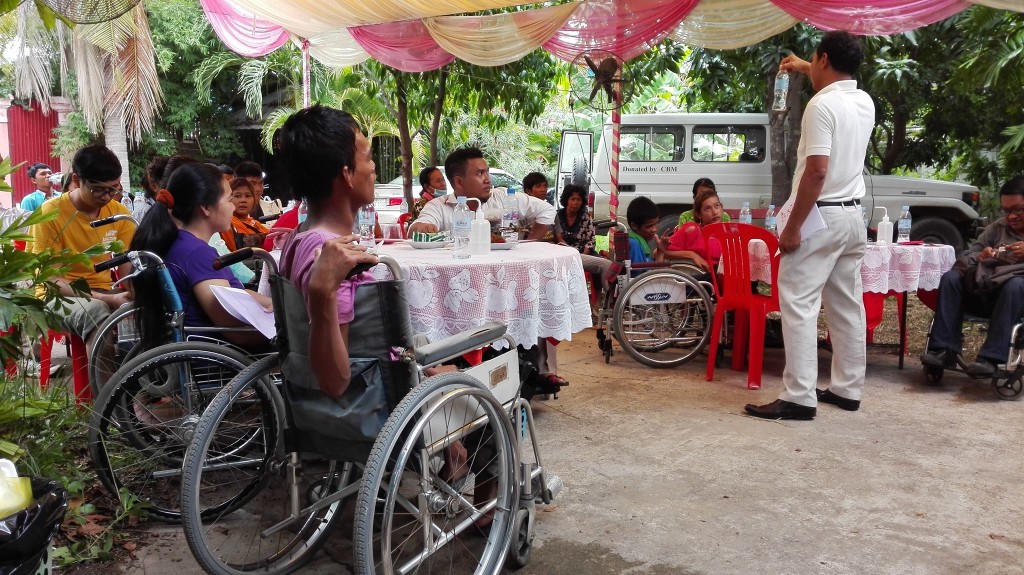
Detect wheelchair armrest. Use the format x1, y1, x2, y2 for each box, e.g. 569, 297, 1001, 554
414, 322, 508, 367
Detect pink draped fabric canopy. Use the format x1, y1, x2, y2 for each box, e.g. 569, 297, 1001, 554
200, 0, 1021, 68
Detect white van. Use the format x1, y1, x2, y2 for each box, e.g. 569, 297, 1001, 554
558, 113, 983, 251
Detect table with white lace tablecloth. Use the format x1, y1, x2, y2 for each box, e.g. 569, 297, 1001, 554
369, 241, 593, 348
743, 241, 956, 367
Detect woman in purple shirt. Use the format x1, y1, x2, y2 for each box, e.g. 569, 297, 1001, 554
129, 161, 271, 348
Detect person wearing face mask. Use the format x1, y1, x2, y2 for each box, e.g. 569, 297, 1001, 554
408, 166, 448, 223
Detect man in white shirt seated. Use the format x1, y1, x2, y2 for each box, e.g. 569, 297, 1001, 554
408, 147, 555, 239
408, 146, 568, 398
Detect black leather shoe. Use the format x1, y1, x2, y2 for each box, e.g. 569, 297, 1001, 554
966, 358, 999, 378
744, 399, 815, 420
920, 348, 955, 369
816, 388, 860, 412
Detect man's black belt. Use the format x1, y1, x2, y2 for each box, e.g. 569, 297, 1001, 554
816, 199, 860, 207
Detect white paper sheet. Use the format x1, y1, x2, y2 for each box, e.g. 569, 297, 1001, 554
209, 284, 276, 339
775, 197, 827, 242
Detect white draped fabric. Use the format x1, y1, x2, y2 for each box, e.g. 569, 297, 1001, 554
671, 0, 798, 50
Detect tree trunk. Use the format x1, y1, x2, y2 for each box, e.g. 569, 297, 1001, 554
428, 66, 449, 167
392, 71, 414, 205
879, 105, 906, 175
768, 71, 805, 207
103, 109, 131, 191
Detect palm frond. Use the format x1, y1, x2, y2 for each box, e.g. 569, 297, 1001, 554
13, 2, 56, 112
190, 51, 245, 103
104, 4, 161, 145
1002, 124, 1024, 154
70, 24, 109, 133
261, 107, 295, 153
238, 59, 269, 119
77, 9, 134, 53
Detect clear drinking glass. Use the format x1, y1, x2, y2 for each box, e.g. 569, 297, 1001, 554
357, 204, 376, 249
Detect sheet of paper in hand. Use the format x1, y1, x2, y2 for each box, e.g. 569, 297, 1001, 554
775, 197, 827, 249
209, 284, 276, 339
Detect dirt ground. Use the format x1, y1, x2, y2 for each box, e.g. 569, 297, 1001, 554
62, 302, 1024, 575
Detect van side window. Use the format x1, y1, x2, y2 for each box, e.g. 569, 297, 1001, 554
620, 126, 685, 162
692, 125, 767, 163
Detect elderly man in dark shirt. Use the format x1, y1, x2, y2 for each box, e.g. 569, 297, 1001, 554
921, 176, 1024, 376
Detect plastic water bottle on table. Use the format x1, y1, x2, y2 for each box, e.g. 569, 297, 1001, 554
357, 204, 375, 248
897, 205, 912, 243
764, 204, 777, 236
453, 196, 472, 259
739, 201, 752, 225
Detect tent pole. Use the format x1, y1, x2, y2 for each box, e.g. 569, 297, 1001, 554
301, 39, 310, 108
609, 66, 622, 225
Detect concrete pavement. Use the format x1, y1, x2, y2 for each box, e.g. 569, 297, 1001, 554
116, 332, 1024, 575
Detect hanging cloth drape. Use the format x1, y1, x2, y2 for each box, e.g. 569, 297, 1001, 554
350, 20, 455, 73
544, 0, 701, 62
671, 0, 798, 50
199, 0, 289, 57
768, 0, 971, 35
425, 2, 580, 67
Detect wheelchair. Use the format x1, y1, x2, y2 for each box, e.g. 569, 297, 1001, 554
922, 311, 1024, 400
87, 249, 272, 522
179, 249, 560, 575
594, 227, 715, 368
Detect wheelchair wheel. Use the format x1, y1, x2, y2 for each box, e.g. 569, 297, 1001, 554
88, 303, 143, 397
354, 372, 518, 575
506, 504, 534, 569
993, 368, 1024, 400
182, 356, 347, 575
612, 269, 714, 368
88, 342, 255, 522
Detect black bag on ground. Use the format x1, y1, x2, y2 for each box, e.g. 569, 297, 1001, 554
0, 478, 68, 575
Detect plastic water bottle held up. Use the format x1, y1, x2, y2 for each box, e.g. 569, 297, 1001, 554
764, 204, 777, 236
897, 205, 912, 243
739, 202, 752, 225
297, 199, 308, 224
772, 71, 790, 112
452, 196, 472, 259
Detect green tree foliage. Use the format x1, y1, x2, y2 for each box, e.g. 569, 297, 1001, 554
128, 0, 244, 183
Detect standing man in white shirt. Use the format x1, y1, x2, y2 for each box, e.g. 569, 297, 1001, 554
745, 31, 875, 421
408, 147, 555, 239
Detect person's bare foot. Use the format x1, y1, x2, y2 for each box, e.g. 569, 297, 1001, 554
440, 441, 469, 483
472, 476, 498, 531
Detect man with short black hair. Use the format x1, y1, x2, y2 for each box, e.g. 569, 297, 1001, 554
20, 163, 54, 211
921, 176, 1024, 377
29, 144, 134, 346
745, 31, 875, 421
409, 147, 555, 240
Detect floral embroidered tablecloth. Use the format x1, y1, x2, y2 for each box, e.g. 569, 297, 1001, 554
370, 241, 593, 347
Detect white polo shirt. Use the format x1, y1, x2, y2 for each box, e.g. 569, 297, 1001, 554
792, 79, 875, 202
415, 190, 556, 231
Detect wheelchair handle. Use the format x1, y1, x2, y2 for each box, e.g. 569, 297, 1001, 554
214, 247, 254, 270
94, 252, 130, 272
90, 214, 137, 228
257, 214, 279, 223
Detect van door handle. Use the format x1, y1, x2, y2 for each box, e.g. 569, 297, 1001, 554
618, 184, 635, 192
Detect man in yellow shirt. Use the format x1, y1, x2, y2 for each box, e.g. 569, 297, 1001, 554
30, 145, 135, 345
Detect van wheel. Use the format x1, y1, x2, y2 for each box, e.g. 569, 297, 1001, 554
911, 217, 964, 252
658, 214, 681, 237
572, 156, 589, 190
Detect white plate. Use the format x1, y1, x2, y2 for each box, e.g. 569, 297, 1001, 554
490, 242, 518, 250
410, 241, 449, 249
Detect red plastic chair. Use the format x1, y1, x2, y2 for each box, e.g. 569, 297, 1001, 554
39, 330, 91, 403
703, 222, 781, 390
397, 212, 412, 239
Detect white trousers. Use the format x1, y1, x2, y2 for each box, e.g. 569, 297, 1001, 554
777, 205, 866, 407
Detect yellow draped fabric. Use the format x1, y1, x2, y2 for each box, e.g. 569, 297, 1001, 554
305, 29, 370, 68
424, 2, 580, 67
970, 0, 1024, 9
228, 0, 533, 36
671, 0, 798, 50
